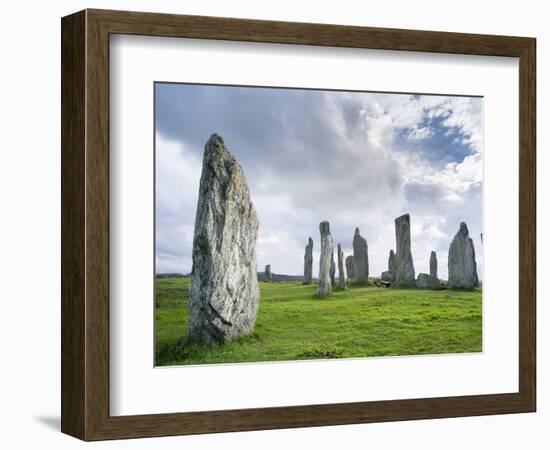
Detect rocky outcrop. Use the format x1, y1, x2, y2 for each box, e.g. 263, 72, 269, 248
448, 222, 479, 290
429, 251, 437, 278
337, 244, 347, 289
345, 255, 354, 280
317, 221, 333, 297
393, 214, 415, 287
264, 264, 272, 282
303, 237, 313, 284
416, 273, 441, 289
381, 271, 394, 283
189, 134, 260, 345
352, 228, 369, 283
416, 251, 440, 289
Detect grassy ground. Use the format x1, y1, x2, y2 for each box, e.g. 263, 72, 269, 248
155, 277, 482, 366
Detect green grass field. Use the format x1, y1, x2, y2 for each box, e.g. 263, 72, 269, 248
155, 277, 482, 366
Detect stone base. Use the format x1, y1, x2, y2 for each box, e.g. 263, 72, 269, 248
381, 270, 395, 282
416, 273, 441, 290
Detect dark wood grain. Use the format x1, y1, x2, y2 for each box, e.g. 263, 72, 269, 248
89, 8, 532, 56
60, 10, 86, 439
518, 38, 536, 409
61, 8, 536, 441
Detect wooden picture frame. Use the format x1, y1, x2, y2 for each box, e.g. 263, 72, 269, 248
61, 9, 536, 441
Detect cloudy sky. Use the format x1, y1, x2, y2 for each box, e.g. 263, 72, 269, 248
155, 83, 483, 280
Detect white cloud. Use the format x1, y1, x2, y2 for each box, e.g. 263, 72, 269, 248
155, 86, 483, 280
155, 135, 202, 274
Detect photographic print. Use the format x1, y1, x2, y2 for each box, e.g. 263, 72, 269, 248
154, 83, 483, 367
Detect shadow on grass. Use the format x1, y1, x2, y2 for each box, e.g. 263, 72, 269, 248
156, 331, 263, 366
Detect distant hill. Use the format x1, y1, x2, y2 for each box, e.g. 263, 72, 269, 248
155, 273, 189, 278
156, 272, 314, 283
257, 272, 317, 283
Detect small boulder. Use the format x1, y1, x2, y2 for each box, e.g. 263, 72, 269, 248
381, 271, 394, 283
416, 273, 441, 289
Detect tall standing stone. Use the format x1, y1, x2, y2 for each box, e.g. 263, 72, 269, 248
189, 134, 260, 345
264, 264, 272, 282
337, 244, 347, 289
381, 249, 396, 282
429, 251, 437, 278
330, 254, 336, 285
303, 237, 313, 284
317, 221, 333, 297
394, 214, 415, 287
352, 228, 369, 283
448, 222, 479, 290
345, 255, 354, 280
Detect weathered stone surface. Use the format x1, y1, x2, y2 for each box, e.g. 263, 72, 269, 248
381, 249, 396, 282
264, 264, 272, 282
352, 228, 369, 283
416, 273, 441, 289
388, 249, 396, 274
303, 237, 313, 285
317, 221, 333, 297
330, 254, 336, 285
448, 222, 479, 290
393, 214, 415, 287
381, 271, 394, 282
189, 134, 260, 345
337, 243, 347, 289
345, 255, 354, 280
429, 251, 438, 278
473, 247, 479, 287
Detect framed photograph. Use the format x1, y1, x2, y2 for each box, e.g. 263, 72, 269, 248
61, 9, 536, 440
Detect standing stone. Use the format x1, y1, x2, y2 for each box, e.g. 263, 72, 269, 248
345, 255, 354, 280
416, 251, 440, 289
389, 249, 396, 274
264, 264, 272, 282
303, 237, 313, 284
393, 214, 415, 287
381, 249, 396, 282
189, 134, 259, 345
337, 244, 347, 289
330, 254, 336, 285
317, 221, 333, 297
448, 222, 479, 290
352, 228, 369, 283
429, 251, 437, 278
